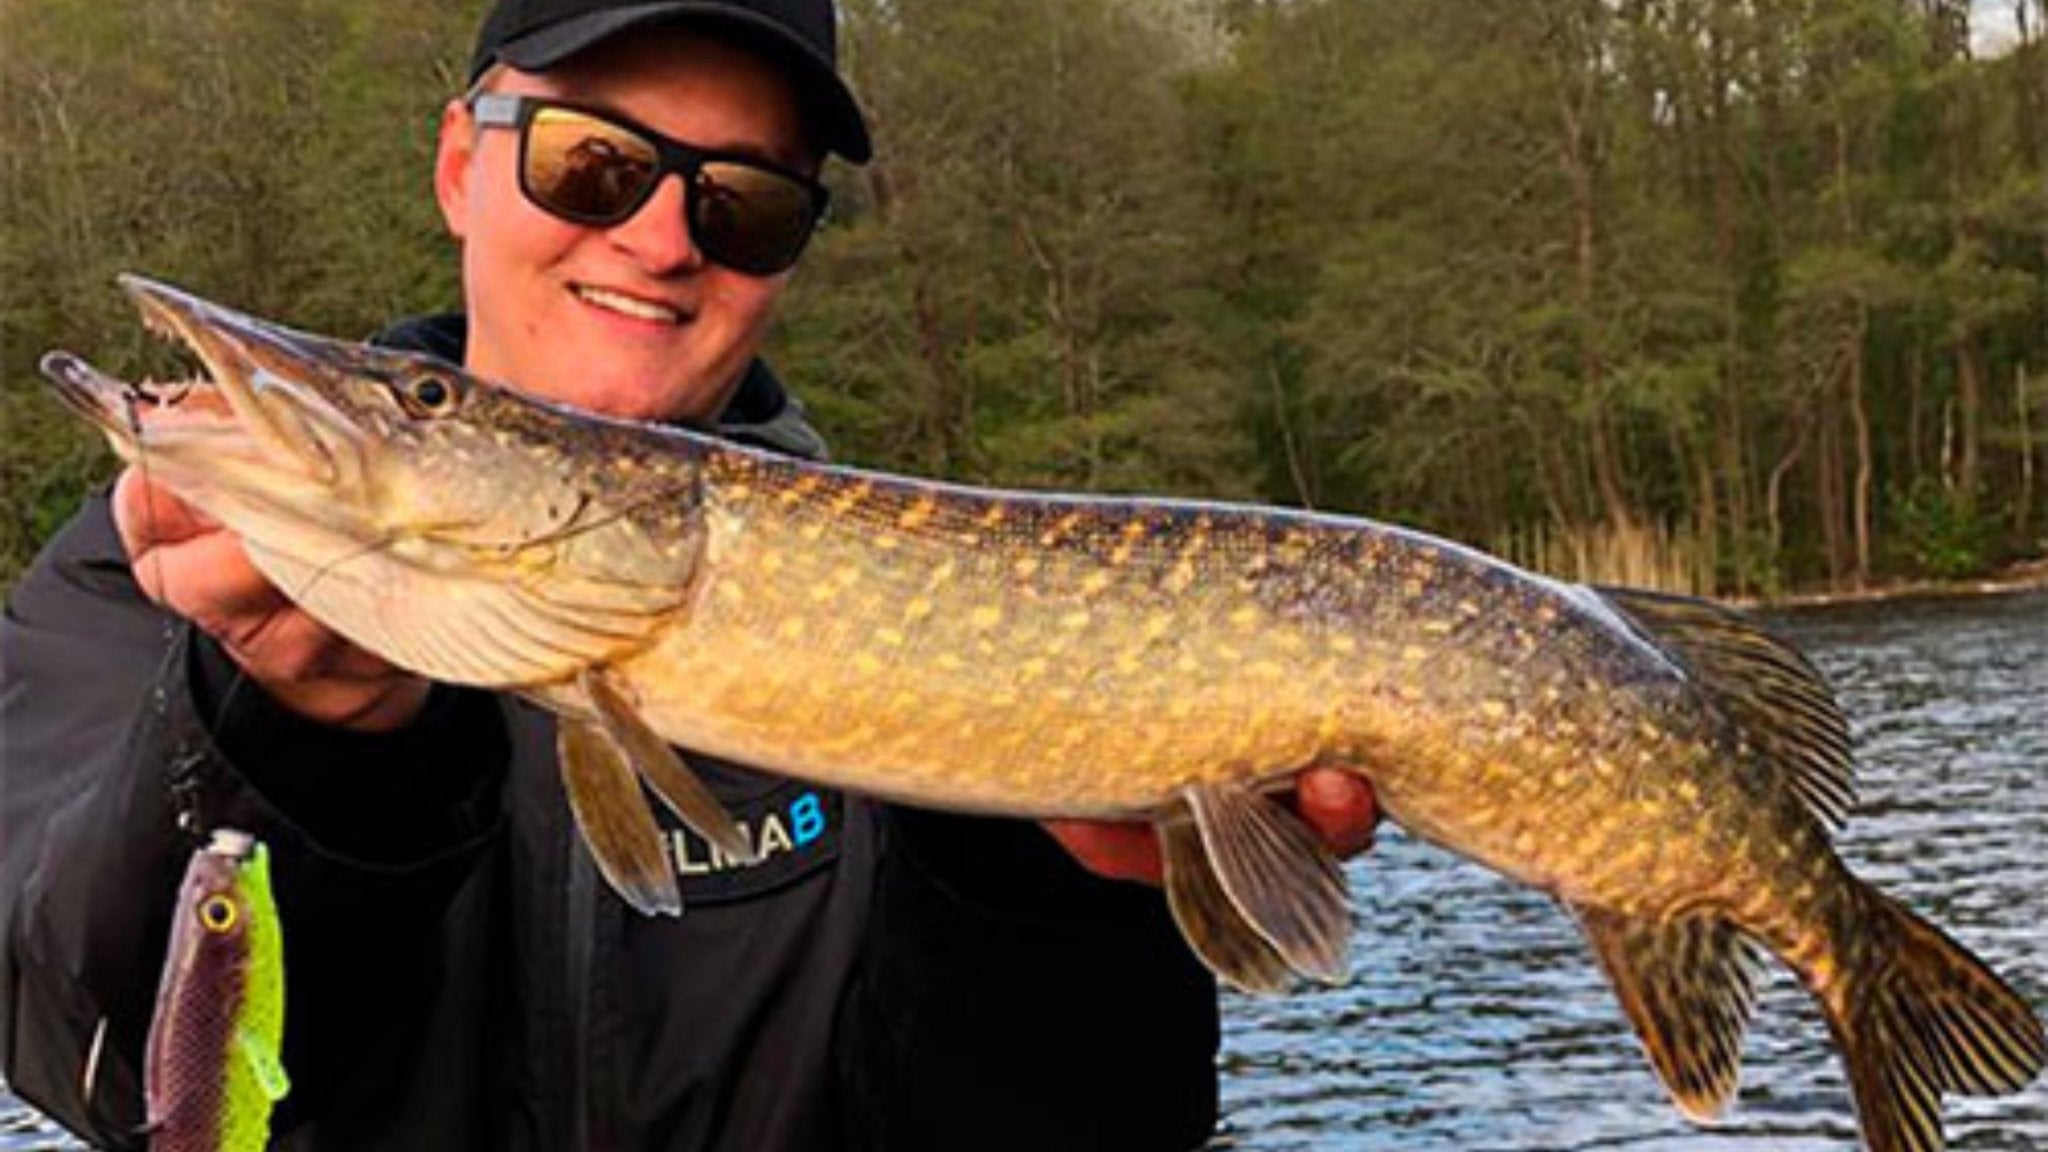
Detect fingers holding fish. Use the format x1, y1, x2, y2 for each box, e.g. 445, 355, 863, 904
115, 467, 277, 623
1045, 769, 1380, 887
111, 466, 431, 732
1292, 769, 1379, 859
114, 466, 223, 553
44, 280, 2045, 1150
1042, 818, 1164, 884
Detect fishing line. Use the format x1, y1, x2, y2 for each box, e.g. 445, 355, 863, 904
128, 379, 234, 732
123, 385, 178, 653
127, 365, 417, 731
122, 383, 233, 841
126, 365, 682, 736
204, 527, 412, 734
122, 377, 300, 740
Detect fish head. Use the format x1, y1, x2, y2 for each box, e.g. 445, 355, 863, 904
42, 274, 627, 551
41, 276, 709, 687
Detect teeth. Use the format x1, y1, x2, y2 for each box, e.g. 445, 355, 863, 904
575, 285, 681, 324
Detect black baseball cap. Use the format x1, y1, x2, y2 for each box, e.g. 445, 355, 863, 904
469, 0, 872, 163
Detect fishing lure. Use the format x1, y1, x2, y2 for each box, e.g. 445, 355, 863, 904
144, 828, 288, 1152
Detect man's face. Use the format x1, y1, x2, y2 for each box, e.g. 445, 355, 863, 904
435, 29, 815, 423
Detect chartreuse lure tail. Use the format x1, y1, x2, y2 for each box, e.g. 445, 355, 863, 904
144, 829, 288, 1152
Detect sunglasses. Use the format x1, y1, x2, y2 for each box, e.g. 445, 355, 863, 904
468, 93, 829, 277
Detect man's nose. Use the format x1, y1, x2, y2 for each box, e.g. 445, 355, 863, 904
605, 174, 702, 274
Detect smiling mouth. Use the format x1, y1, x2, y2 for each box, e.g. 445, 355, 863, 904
574, 284, 688, 325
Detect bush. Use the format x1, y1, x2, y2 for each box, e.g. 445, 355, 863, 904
1887, 478, 2004, 580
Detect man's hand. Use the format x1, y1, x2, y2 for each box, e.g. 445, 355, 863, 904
1044, 768, 1380, 884
113, 467, 431, 731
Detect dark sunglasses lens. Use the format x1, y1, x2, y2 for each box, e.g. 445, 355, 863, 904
524, 107, 660, 223
692, 162, 819, 275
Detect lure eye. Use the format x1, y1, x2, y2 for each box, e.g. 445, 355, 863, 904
396, 371, 458, 417
199, 894, 240, 934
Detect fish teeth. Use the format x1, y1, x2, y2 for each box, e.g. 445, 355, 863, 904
575, 285, 682, 324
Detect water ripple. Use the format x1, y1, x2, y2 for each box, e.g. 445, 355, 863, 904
1215, 588, 2048, 1150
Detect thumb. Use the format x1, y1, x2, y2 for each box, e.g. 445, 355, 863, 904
112, 467, 218, 555
1294, 770, 1379, 858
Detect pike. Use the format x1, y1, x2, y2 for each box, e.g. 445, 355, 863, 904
42, 276, 2045, 1151
144, 829, 289, 1152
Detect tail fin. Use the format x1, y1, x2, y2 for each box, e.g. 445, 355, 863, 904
1824, 893, 2045, 1152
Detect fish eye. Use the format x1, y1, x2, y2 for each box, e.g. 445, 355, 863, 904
199, 894, 240, 933
396, 370, 458, 417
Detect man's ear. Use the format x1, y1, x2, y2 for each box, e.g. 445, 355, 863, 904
434, 98, 476, 241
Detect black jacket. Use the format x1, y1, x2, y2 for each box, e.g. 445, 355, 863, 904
0, 319, 1220, 1150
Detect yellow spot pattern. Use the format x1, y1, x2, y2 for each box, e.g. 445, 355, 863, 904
897, 499, 937, 531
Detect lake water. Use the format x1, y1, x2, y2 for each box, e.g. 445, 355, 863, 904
5, 589, 2045, 1150
1216, 586, 2048, 1150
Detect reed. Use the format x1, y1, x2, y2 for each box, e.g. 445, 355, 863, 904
1495, 519, 1709, 596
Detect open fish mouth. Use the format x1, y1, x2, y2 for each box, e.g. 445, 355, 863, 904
38, 274, 360, 486
37, 346, 150, 440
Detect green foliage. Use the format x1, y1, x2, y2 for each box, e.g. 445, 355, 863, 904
5, 0, 2046, 598
1888, 478, 2007, 579
786, 0, 1257, 499
0, 0, 483, 584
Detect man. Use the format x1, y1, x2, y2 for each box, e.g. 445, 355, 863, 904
0, 1, 1379, 1147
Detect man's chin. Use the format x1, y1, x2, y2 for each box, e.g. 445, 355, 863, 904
550, 371, 728, 426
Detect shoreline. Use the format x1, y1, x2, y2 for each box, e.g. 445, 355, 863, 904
1731, 557, 2048, 611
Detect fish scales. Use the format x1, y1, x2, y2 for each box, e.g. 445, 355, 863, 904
43, 277, 2044, 1152
632, 450, 1529, 817
646, 447, 1798, 934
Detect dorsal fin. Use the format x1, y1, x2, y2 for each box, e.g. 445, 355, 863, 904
1594, 586, 1855, 829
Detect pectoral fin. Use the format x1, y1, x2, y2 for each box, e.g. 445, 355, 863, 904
1158, 815, 1293, 994
1570, 902, 1761, 1121
559, 716, 681, 916
582, 670, 755, 864
1166, 784, 1352, 990
235, 1025, 291, 1103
